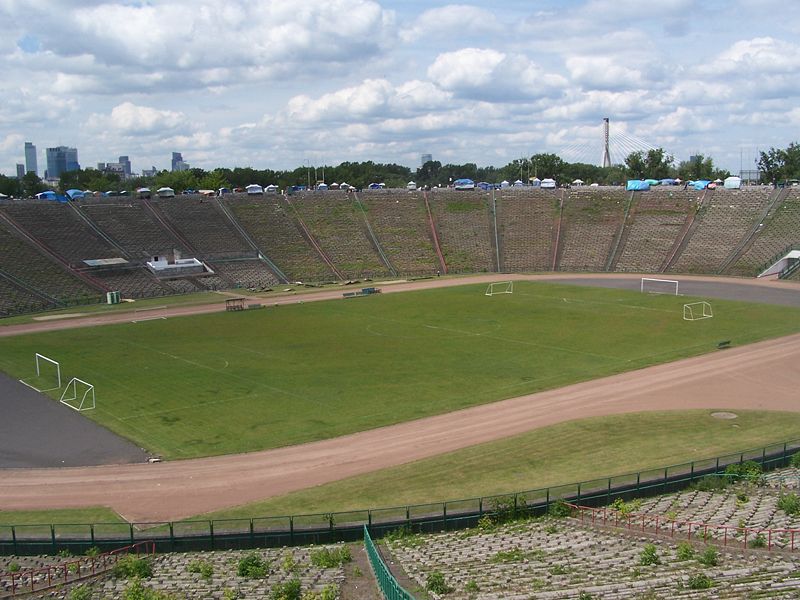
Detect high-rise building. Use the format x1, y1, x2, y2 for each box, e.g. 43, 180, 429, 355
45, 146, 80, 180
24, 142, 37, 175
118, 156, 131, 178
171, 152, 189, 172
16, 164, 25, 179
421, 153, 433, 166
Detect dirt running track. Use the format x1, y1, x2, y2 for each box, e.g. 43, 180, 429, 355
1, 274, 799, 522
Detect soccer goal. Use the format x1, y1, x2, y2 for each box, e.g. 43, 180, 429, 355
641, 277, 679, 295
19, 353, 62, 392
60, 377, 96, 411
485, 281, 514, 296
683, 301, 713, 321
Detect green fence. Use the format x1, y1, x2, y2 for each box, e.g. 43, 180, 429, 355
2, 437, 800, 556
364, 525, 415, 600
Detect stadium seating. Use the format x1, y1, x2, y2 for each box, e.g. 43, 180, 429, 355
358, 190, 440, 276
92, 267, 171, 299
426, 189, 495, 273
0, 277, 49, 316
286, 191, 389, 279
224, 196, 336, 282
495, 187, 558, 272
669, 188, 774, 274
79, 197, 187, 259
613, 188, 695, 273
728, 189, 800, 276
212, 259, 280, 290
556, 188, 628, 271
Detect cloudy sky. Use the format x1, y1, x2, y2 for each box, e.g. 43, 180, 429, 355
2, 0, 799, 177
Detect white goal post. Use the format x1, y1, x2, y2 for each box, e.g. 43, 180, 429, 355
641, 277, 679, 295
485, 281, 514, 296
19, 353, 62, 392
60, 377, 96, 411
683, 301, 713, 321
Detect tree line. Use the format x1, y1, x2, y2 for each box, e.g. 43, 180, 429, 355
4, 144, 796, 199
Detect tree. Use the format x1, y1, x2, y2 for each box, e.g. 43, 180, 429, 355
529, 153, 565, 182
199, 169, 230, 191
0, 174, 22, 197
644, 148, 674, 179
757, 147, 786, 185
677, 154, 715, 181
624, 151, 646, 179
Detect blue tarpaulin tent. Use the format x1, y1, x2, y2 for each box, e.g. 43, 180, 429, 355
644, 179, 661, 186
660, 178, 677, 185
626, 180, 650, 191
65, 189, 85, 200
691, 180, 711, 190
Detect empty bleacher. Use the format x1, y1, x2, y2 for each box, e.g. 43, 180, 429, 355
496, 187, 558, 272
0, 276, 50, 316
613, 188, 695, 273
426, 189, 495, 273
556, 187, 628, 271
0, 200, 123, 268
224, 196, 335, 282
286, 191, 389, 279
358, 190, 440, 276
669, 187, 774, 274
728, 189, 800, 276
79, 197, 186, 259
212, 259, 280, 290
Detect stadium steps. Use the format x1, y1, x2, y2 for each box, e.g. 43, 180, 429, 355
495, 188, 558, 273
717, 186, 789, 275
351, 192, 397, 277
67, 201, 131, 260
604, 190, 635, 272
213, 197, 288, 283
661, 189, 710, 272
282, 195, 345, 280
426, 190, 494, 273
0, 208, 109, 293
551, 189, 566, 271
421, 190, 448, 275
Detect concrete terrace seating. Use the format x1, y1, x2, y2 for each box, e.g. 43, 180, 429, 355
496, 187, 558, 272
152, 196, 252, 259
729, 189, 800, 276
213, 259, 280, 290
358, 190, 440, 276
386, 515, 800, 598
0, 277, 48, 316
427, 189, 494, 273
224, 196, 335, 282
79, 198, 186, 259
0, 217, 99, 302
669, 187, 774, 274
614, 188, 695, 273
557, 188, 627, 271
93, 267, 171, 299
287, 191, 389, 279
0, 200, 122, 267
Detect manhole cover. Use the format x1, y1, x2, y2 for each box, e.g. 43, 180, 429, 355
711, 411, 738, 420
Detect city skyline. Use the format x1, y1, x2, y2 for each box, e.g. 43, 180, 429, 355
2, 1, 799, 176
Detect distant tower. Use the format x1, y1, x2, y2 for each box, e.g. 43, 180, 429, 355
16, 164, 25, 179
601, 118, 611, 168
421, 153, 432, 166
24, 141, 37, 176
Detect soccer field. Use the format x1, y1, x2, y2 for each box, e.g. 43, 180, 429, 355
1, 281, 798, 459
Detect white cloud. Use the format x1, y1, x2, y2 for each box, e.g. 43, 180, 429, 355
86, 103, 191, 136
400, 5, 501, 42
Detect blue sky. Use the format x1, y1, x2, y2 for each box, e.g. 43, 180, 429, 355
1, 0, 799, 177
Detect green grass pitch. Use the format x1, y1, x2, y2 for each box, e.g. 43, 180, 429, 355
0, 281, 798, 460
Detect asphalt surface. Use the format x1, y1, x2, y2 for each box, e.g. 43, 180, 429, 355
0, 373, 149, 467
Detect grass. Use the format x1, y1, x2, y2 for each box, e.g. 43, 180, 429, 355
196, 409, 800, 520
0, 281, 798, 460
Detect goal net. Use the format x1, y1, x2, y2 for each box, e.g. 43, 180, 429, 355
683, 301, 713, 321
60, 377, 96, 411
485, 281, 514, 296
641, 277, 679, 295
19, 353, 62, 392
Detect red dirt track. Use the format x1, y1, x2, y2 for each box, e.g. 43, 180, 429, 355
1, 274, 799, 522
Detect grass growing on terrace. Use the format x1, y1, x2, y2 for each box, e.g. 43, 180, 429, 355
0, 281, 798, 460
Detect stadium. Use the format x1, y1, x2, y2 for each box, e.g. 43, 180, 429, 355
2, 185, 800, 598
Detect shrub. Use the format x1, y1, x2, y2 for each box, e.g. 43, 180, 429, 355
750, 532, 767, 548
489, 495, 528, 523
724, 461, 763, 484
778, 492, 800, 516
7, 562, 20, 573
58, 549, 73, 558
476, 515, 495, 531
282, 552, 299, 573
465, 579, 479, 593
237, 553, 268, 578
69, 584, 92, 600
578, 592, 594, 600
698, 546, 718, 567
676, 542, 695, 561
548, 499, 573, 518
687, 572, 713, 590
490, 548, 526, 563
319, 584, 339, 600
639, 543, 660, 566
549, 564, 569, 575
271, 577, 302, 600
790, 452, 800, 468
544, 523, 559, 534
310, 546, 352, 568
122, 578, 177, 600
84, 546, 101, 558
113, 555, 153, 579
426, 571, 453, 595
222, 588, 240, 600
188, 559, 214, 580
736, 492, 749, 503
691, 475, 728, 492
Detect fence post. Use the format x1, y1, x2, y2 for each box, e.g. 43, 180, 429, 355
130, 523, 134, 545
607, 478, 611, 503
664, 468, 668, 492
478, 498, 483, 518
169, 522, 175, 552
249, 519, 254, 547
636, 472, 640, 493
209, 521, 215, 550
11, 526, 17, 555
51, 524, 56, 554
690, 462, 694, 482
289, 517, 294, 546
546, 488, 550, 511
443, 503, 447, 531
